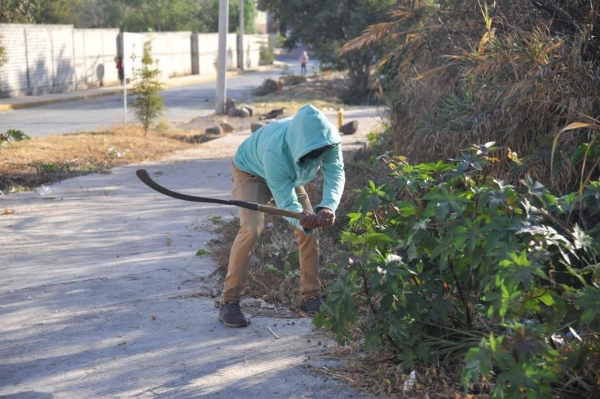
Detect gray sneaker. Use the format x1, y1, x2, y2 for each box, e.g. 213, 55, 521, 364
219, 301, 250, 328
299, 294, 325, 312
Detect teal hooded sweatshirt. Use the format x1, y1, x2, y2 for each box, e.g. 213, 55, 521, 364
233, 104, 345, 232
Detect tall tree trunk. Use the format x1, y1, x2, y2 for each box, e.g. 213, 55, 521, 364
345, 54, 372, 104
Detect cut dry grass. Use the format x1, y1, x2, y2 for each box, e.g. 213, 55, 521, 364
205, 147, 387, 309
0, 124, 205, 193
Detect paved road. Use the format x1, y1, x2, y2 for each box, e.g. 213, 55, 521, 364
0, 47, 313, 138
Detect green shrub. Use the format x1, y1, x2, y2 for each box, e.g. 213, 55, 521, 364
316, 143, 600, 398
252, 78, 278, 96
281, 73, 305, 85
132, 42, 165, 136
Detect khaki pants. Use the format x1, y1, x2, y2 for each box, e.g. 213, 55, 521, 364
222, 165, 321, 303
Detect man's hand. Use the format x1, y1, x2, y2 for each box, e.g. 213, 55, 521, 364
317, 208, 336, 228
299, 210, 319, 229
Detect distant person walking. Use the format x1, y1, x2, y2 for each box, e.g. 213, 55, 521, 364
299, 51, 309, 77
115, 56, 124, 85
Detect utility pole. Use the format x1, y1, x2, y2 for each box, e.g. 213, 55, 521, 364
239, 0, 244, 71
215, 0, 229, 115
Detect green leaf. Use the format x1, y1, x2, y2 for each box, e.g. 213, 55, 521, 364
520, 175, 550, 198
575, 285, 600, 325
423, 183, 471, 214
343, 231, 393, 247
462, 339, 493, 386
454, 216, 491, 254
533, 288, 555, 307
355, 180, 389, 216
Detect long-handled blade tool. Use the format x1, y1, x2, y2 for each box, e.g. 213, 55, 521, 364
136, 169, 303, 220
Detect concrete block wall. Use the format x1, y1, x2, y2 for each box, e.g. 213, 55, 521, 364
0, 24, 77, 97
73, 29, 121, 90
0, 24, 28, 96
195, 33, 219, 75
243, 35, 268, 69
46, 26, 75, 93
145, 32, 193, 79
0, 23, 270, 98
226, 33, 238, 70
192, 33, 268, 75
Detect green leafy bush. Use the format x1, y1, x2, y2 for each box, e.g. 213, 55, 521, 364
316, 143, 600, 398
132, 42, 165, 136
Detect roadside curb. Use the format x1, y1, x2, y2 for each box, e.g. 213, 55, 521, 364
0, 89, 123, 112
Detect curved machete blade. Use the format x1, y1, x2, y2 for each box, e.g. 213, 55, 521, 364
135, 169, 303, 220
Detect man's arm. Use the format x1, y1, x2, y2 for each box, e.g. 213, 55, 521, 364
316, 144, 345, 214
263, 153, 317, 233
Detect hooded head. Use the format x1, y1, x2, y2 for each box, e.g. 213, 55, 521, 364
285, 105, 341, 164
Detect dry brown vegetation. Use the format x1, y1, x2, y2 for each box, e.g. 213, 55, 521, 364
347, 0, 600, 196
205, 149, 380, 303
1, 125, 195, 193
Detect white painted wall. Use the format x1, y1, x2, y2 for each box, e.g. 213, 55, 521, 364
0, 23, 270, 98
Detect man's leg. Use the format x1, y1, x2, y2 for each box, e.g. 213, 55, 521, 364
222, 166, 272, 303
220, 166, 273, 327
293, 186, 321, 301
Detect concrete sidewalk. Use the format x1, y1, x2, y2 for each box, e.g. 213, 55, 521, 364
0, 103, 383, 397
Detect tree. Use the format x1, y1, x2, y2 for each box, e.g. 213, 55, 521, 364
259, 0, 397, 103
132, 42, 164, 136
200, 0, 258, 34
0, 0, 36, 23
104, 0, 211, 32
33, 0, 85, 25
30, 0, 209, 32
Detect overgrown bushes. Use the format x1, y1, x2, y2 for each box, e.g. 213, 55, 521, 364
343, 0, 600, 195
316, 143, 600, 397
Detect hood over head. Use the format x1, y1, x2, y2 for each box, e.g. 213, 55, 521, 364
286, 105, 340, 164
